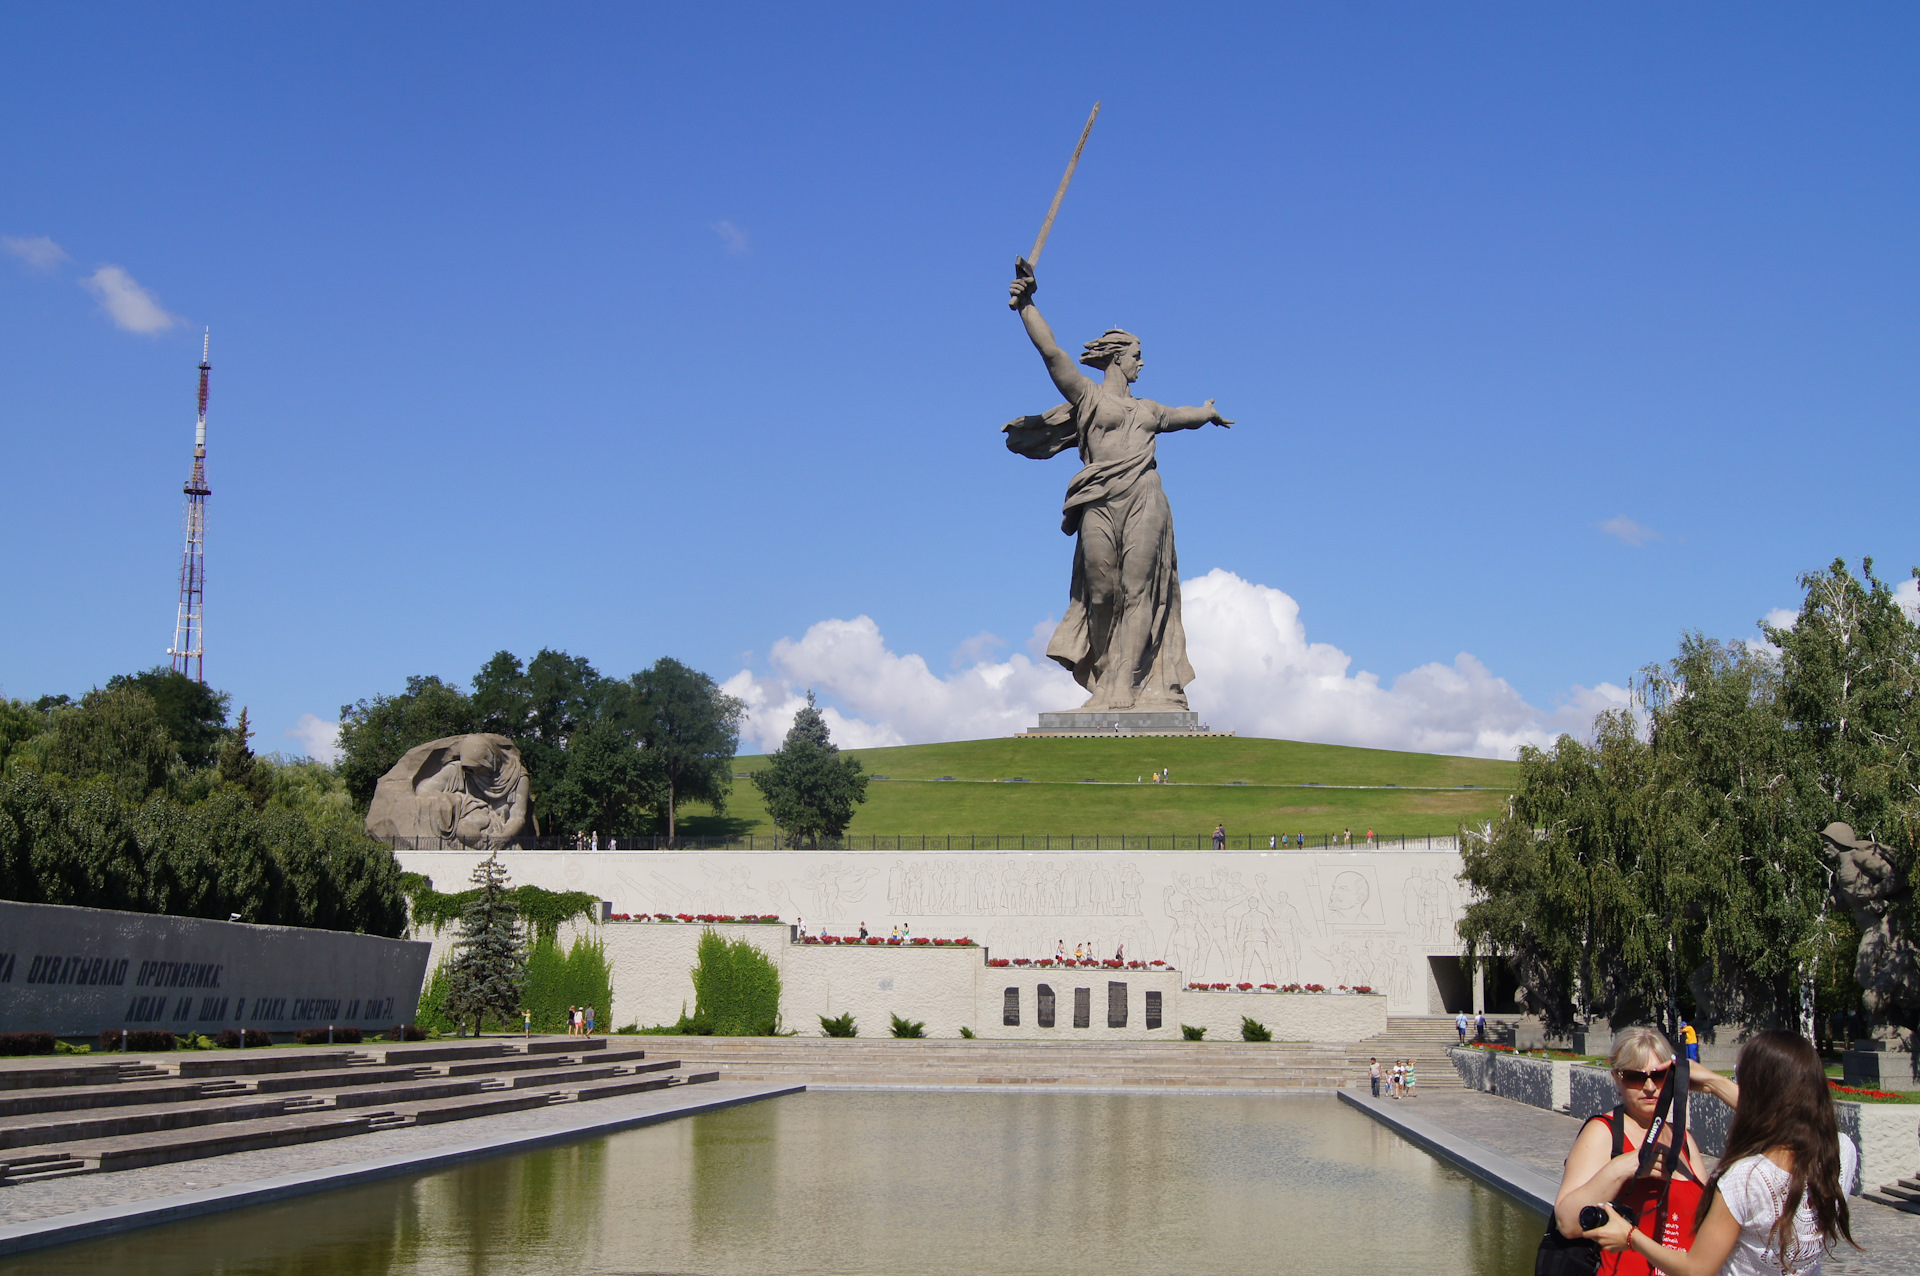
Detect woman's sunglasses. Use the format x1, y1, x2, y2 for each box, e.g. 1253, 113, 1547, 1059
1613, 1065, 1672, 1088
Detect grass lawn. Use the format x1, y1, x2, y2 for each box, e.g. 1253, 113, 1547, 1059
676, 736, 1516, 840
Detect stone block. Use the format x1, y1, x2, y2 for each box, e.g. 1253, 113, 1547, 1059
1842, 1048, 1920, 1091
1491, 1052, 1554, 1109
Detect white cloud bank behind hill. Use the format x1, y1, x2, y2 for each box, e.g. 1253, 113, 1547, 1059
724, 568, 1626, 758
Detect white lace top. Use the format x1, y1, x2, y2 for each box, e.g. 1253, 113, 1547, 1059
1715, 1138, 1858, 1276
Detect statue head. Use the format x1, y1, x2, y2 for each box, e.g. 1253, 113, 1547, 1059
1080, 329, 1142, 381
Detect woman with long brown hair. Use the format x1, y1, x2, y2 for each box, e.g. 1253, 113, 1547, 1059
1586, 1030, 1859, 1276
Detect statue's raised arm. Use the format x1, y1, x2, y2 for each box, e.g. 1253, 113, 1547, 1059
1009, 264, 1091, 403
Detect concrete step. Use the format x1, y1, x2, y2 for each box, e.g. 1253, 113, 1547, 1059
0, 1152, 89, 1183
0, 1095, 298, 1150
0, 1062, 133, 1091
327, 1077, 493, 1109
524, 1037, 608, 1055
176, 1052, 358, 1079
397, 1091, 560, 1127
35, 1111, 377, 1174
506, 1066, 622, 1090
253, 1066, 431, 1093
1863, 1189, 1920, 1214
443, 1054, 587, 1077
368, 1042, 511, 1065
0, 1080, 214, 1118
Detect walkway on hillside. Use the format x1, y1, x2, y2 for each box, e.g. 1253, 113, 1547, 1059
1343, 1090, 1918, 1276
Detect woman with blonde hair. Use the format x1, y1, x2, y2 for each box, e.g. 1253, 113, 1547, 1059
1552, 1026, 1739, 1276
1585, 1030, 1857, 1276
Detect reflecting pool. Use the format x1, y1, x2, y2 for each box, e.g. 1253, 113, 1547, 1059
7, 1092, 1541, 1275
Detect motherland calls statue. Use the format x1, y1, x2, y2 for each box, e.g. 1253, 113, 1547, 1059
1005, 265, 1232, 713
366, 733, 531, 849
1821, 821, 1920, 1037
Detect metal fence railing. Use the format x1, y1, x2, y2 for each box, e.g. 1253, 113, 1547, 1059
377, 832, 1460, 853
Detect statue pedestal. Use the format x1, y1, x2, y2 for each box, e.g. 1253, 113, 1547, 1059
1025, 710, 1232, 737
1842, 1046, 1920, 1092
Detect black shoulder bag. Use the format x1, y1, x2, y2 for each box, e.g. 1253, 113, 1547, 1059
1534, 1104, 1625, 1276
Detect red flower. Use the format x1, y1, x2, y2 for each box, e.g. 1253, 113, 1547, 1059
1149, 960, 1166, 967
1236, 982, 1253, 990
1260, 983, 1277, 990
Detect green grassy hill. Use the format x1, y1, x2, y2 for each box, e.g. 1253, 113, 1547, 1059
677, 736, 1516, 840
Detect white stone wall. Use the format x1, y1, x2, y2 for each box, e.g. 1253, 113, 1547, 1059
1173, 988, 1386, 1042
423, 917, 1386, 1043
398, 843, 1470, 1016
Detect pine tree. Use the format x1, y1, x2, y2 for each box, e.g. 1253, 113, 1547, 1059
750, 692, 869, 847
217, 706, 271, 808
442, 853, 527, 1035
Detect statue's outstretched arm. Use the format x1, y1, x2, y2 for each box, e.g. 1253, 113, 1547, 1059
1159, 401, 1235, 431
1009, 269, 1089, 402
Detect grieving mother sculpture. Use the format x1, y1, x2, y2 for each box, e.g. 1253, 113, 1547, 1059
1005, 266, 1232, 713
366, 733, 531, 849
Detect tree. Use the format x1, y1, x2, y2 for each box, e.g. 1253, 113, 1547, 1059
442, 853, 527, 1035
217, 707, 272, 808
106, 667, 231, 769
631, 657, 743, 840
336, 675, 480, 806
751, 692, 869, 846
40, 684, 181, 800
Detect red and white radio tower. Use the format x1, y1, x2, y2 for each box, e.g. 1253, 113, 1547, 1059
167, 331, 212, 681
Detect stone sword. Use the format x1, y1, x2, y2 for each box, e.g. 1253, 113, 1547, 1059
1010, 100, 1101, 307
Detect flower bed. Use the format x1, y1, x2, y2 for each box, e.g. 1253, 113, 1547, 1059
1829, 1080, 1920, 1103
631, 912, 782, 924
800, 934, 974, 947
1182, 981, 1371, 994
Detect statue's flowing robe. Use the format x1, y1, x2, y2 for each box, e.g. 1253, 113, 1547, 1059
1003, 385, 1194, 710
365, 734, 530, 848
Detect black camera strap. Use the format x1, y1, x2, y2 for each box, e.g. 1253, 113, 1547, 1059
1631, 1054, 1689, 1242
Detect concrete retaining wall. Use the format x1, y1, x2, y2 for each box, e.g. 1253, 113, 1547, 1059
398, 844, 1473, 1015
415, 918, 1385, 1042
0, 900, 430, 1036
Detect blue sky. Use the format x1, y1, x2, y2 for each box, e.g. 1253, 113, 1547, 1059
3, 5, 1916, 758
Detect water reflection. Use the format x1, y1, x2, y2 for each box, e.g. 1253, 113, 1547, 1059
7, 1094, 1539, 1276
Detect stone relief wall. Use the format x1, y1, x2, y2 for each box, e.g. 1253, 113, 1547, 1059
398, 846, 1469, 1016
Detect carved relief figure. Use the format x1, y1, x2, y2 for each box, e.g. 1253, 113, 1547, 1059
365, 734, 529, 849
1822, 822, 1920, 1032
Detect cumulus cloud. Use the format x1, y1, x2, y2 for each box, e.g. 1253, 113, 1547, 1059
79, 265, 179, 333
726, 569, 1625, 759
710, 220, 750, 254
285, 714, 342, 765
3, 235, 68, 272
1599, 515, 1662, 547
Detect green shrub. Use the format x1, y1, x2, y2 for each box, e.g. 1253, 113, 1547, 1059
690, 929, 782, 1035
54, 1039, 91, 1055
889, 1013, 926, 1039
1240, 1016, 1272, 1042
819, 1011, 857, 1038
1181, 1024, 1206, 1041
958, 1026, 975, 1039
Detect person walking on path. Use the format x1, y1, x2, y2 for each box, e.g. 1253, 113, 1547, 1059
1582, 1030, 1854, 1276
584, 1004, 595, 1036
1369, 1057, 1381, 1097
858, 922, 868, 939
1456, 1011, 1469, 1043
1682, 1020, 1699, 1062
1212, 823, 1227, 850
1404, 1060, 1417, 1098
1554, 1026, 1741, 1276
1475, 1010, 1487, 1042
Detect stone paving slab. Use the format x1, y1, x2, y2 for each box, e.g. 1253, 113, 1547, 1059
1344, 1087, 1919, 1276
0, 1080, 799, 1257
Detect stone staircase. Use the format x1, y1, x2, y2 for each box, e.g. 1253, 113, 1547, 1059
1864, 1175, 1920, 1215
622, 1036, 1359, 1090
0, 1037, 716, 1185
1347, 1015, 1519, 1092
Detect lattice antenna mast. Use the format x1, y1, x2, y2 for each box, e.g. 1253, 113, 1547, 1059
168, 330, 211, 681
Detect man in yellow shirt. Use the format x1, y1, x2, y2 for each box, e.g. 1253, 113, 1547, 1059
1681, 1020, 1699, 1061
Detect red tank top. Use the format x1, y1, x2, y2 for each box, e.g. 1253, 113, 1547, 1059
1595, 1113, 1705, 1276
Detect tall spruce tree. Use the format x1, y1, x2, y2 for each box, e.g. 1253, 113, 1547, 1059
442, 853, 527, 1035
751, 692, 868, 847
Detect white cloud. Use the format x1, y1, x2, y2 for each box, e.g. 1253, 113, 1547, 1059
710, 220, 750, 254
951, 631, 1005, 668
1599, 514, 1662, 547
3, 235, 69, 272
726, 569, 1625, 759
79, 264, 179, 333
285, 714, 342, 765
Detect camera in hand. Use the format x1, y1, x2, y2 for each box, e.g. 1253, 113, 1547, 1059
1578, 1205, 1610, 1232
